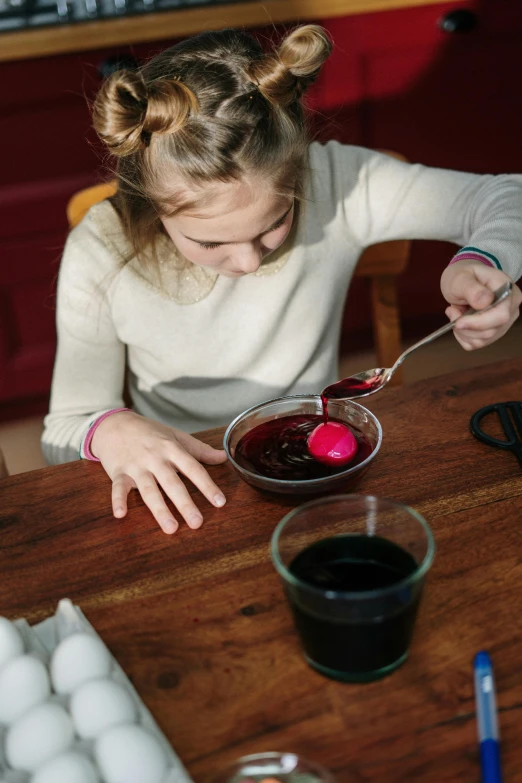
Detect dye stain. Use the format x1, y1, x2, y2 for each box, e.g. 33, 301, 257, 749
157, 671, 180, 690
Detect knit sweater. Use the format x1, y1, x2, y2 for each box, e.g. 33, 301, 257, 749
42, 142, 522, 464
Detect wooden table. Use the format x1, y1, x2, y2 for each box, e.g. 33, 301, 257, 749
1, 358, 521, 782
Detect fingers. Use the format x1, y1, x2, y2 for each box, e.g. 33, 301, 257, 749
454, 316, 512, 350
100, 419, 227, 533
155, 468, 205, 530
445, 304, 467, 322
453, 329, 501, 351
446, 268, 498, 307
442, 261, 507, 309
454, 299, 514, 333
464, 281, 495, 311
454, 313, 512, 349
112, 454, 225, 534
111, 473, 135, 519
472, 262, 513, 290
446, 278, 520, 350
134, 472, 179, 534
167, 446, 226, 509
176, 431, 228, 465
113, 472, 180, 533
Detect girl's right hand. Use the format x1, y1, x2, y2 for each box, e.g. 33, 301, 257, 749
90, 411, 228, 534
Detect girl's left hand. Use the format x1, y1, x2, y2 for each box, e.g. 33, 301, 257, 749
440, 259, 521, 350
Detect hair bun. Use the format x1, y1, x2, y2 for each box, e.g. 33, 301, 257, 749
143, 79, 198, 136
93, 70, 147, 157
93, 71, 197, 157
248, 24, 332, 107
278, 25, 332, 79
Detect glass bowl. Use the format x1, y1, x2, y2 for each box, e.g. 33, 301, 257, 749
208, 751, 336, 783
223, 395, 382, 495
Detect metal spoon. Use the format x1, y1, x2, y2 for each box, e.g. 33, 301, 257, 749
323, 281, 513, 401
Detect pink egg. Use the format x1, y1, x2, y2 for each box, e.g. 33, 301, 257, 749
307, 422, 358, 466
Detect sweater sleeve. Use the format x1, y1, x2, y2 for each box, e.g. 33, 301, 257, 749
318, 142, 522, 281
42, 206, 126, 465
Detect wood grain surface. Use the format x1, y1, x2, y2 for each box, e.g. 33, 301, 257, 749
0, 0, 463, 63
1, 357, 521, 782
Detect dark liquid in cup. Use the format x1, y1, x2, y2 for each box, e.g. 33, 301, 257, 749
234, 415, 372, 481
288, 534, 421, 679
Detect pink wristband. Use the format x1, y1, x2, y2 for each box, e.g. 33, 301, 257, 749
82, 408, 132, 462
449, 247, 501, 270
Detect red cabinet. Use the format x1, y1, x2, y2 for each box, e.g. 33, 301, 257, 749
0, 42, 167, 415
1, 0, 521, 416
310, 0, 522, 344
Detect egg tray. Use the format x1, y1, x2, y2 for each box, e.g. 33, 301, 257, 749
0, 598, 194, 783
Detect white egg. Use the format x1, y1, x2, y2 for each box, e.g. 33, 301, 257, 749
50, 633, 111, 695
0, 618, 24, 670
5, 702, 74, 772
0, 655, 51, 725
94, 724, 168, 783
70, 677, 137, 739
31, 751, 100, 783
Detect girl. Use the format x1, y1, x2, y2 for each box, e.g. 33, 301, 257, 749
43, 25, 522, 534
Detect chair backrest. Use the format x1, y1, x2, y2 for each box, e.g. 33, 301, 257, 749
66, 151, 411, 381
353, 151, 410, 382
67, 181, 117, 229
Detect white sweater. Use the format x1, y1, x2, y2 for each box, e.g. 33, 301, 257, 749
42, 142, 522, 464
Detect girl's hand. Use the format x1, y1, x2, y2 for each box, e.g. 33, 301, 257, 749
90, 411, 228, 534
440, 260, 521, 350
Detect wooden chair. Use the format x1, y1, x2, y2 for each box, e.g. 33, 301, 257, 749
353, 150, 410, 384
66, 151, 410, 384
0, 448, 8, 479
67, 181, 117, 229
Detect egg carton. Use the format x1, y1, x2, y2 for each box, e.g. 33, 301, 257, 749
0, 598, 194, 783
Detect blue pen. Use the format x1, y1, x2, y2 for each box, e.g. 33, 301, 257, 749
474, 651, 503, 783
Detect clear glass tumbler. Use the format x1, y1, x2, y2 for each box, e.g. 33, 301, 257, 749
271, 495, 435, 682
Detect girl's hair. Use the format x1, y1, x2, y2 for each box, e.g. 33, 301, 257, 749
92, 25, 332, 263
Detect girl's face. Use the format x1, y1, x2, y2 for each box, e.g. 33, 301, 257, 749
161, 178, 294, 277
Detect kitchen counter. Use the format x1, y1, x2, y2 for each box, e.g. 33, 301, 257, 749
1, 0, 462, 62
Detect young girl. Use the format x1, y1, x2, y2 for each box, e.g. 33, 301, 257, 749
42, 25, 522, 534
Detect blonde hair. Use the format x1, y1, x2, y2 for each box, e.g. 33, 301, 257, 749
93, 25, 332, 263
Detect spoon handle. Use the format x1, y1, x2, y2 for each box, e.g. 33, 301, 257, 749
391, 281, 512, 373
